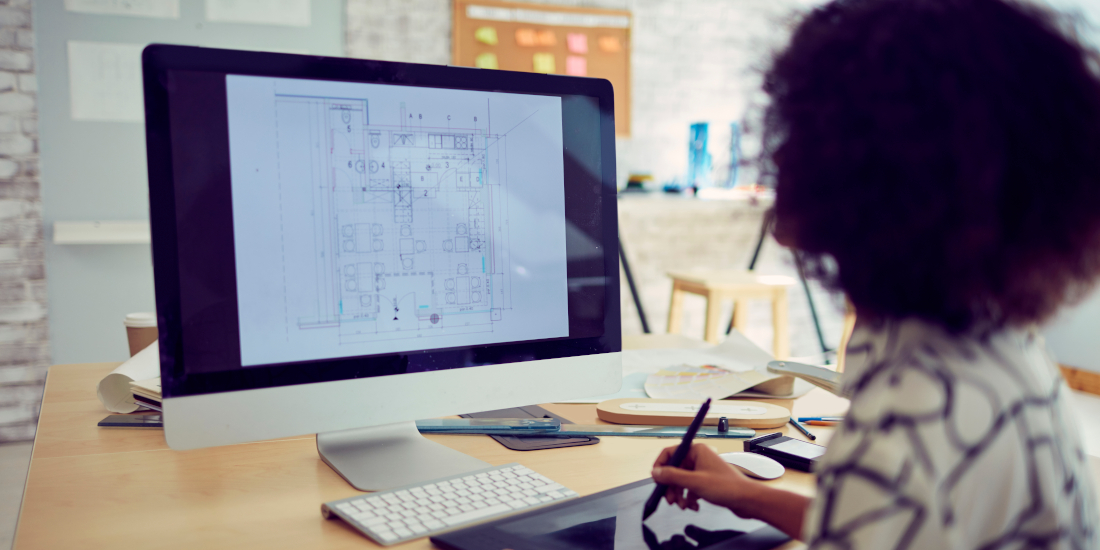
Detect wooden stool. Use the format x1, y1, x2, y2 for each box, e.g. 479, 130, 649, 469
666, 270, 795, 357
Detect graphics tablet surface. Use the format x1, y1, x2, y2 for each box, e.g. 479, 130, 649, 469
431, 478, 789, 550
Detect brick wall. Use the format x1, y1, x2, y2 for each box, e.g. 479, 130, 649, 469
0, 0, 45, 443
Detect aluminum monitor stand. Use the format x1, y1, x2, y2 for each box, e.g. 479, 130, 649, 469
317, 422, 490, 491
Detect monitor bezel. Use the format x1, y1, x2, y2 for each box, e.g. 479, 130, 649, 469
143, 44, 621, 399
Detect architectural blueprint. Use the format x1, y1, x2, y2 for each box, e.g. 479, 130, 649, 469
227, 75, 569, 366
288, 96, 511, 343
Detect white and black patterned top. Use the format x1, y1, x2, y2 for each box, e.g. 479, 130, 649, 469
803, 319, 1098, 550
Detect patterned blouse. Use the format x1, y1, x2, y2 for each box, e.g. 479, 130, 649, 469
802, 318, 1098, 550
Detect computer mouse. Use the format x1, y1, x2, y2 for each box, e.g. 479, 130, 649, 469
720, 452, 785, 480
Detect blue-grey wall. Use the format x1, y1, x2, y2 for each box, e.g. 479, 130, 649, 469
35, 1, 343, 364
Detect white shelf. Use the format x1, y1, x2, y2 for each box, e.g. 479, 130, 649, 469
53, 221, 151, 245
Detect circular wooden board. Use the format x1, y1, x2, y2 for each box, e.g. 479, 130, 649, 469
596, 398, 791, 429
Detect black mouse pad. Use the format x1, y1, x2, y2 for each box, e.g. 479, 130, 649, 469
460, 405, 599, 451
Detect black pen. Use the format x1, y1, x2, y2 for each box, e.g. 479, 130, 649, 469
788, 418, 816, 441
642, 397, 711, 521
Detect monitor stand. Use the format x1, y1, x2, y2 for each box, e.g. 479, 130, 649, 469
317, 422, 491, 491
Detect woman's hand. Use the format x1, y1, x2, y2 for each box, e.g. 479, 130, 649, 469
651, 442, 812, 540
650, 443, 763, 517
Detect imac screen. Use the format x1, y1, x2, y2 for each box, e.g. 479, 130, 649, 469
146, 47, 617, 396
225, 76, 569, 367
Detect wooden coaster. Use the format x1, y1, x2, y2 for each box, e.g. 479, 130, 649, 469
596, 398, 791, 429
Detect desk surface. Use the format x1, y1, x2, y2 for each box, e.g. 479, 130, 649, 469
13, 356, 855, 550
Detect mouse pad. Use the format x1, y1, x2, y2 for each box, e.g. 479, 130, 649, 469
460, 405, 599, 451
431, 478, 789, 550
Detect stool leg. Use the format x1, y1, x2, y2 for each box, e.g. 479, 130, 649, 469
772, 289, 790, 359
732, 298, 749, 334
667, 283, 685, 334
704, 291, 723, 344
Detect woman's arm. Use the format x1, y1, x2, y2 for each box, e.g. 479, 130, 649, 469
652, 443, 812, 540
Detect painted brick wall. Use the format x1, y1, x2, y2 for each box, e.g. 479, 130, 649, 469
0, 0, 44, 443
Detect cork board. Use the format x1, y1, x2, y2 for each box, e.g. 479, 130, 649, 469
453, 0, 632, 136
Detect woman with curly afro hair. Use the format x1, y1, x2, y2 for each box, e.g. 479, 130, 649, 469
649, 0, 1100, 548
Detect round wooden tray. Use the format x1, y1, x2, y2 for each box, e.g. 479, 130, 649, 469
596, 398, 791, 429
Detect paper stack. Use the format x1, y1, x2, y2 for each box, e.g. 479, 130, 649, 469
130, 377, 162, 411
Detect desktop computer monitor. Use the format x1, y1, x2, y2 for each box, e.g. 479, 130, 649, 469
142, 45, 621, 491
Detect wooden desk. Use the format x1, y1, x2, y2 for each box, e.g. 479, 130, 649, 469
13, 362, 846, 549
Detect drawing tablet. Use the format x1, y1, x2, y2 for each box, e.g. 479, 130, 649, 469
431, 478, 789, 550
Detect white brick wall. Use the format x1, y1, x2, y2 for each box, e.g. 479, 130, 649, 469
0, 0, 44, 444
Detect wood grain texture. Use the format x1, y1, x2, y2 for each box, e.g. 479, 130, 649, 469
1060, 364, 1100, 396
15, 362, 850, 549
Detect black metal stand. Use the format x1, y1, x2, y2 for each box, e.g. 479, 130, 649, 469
619, 237, 650, 333
726, 211, 832, 362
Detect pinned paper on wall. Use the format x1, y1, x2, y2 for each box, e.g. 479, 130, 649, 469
475, 52, 499, 69
67, 41, 146, 122
65, 0, 180, 18
205, 0, 311, 27
515, 28, 537, 47
532, 53, 556, 74
566, 33, 588, 54
536, 29, 556, 46
566, 56, 587, 76
598, 35, 622, 53
474, 26, 498, 45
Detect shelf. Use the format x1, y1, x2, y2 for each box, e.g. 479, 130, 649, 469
53, 221, 151, 245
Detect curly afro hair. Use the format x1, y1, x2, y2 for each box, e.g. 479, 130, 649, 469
765, 0, 1100, 333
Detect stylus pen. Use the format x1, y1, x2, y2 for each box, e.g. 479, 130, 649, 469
642, 397, 712, 521
789, 418, 817, 441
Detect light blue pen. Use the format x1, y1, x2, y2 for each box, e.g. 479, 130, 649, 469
797, 416, 845, 422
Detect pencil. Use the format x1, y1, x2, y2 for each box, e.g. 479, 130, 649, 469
788, 418, 816, 440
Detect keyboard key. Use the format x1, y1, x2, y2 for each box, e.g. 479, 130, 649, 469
547, 490, 563, 499
425, 519, 445, 530
473, 501, 488, 509
409, 523, 428, 534
387, 520, 404, 529
362, 516, 387, 527
336, 503, 355, 513
394, 527, 413, 538
536, 483, 566, 494
442, 504, 514, 527
524, 497, 541, 505
444, 507, 461, 516
509, 500, 529, 510
376, 531, 398, 543
458, 504, 474, 512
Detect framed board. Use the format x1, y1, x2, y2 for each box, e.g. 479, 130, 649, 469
453, 0, 632, 136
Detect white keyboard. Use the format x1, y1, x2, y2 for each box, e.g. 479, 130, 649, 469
321, 463, 578, 546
